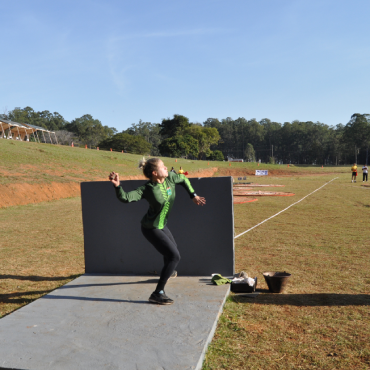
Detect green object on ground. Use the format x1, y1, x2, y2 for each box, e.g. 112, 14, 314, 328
211, 274, 232, 285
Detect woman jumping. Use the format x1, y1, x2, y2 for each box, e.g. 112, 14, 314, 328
109, 158, 206, 305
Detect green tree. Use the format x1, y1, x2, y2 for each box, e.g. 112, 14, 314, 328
342, 113, 370, 163
8, 107, 68, 131
159, 114, 191, 138
244, 143, 255, 162
207, 150, 224, 161
184, 125, 220, 159
328, 124, 345, 165
260, 118, 281, 162
66, 114, 116, 147
98, 133, 151, 154
159, 135, 198, 158
8, 106, 33, 123
125, 120, 161, 155
205, 117, 264, 160
207, 117, 235, 157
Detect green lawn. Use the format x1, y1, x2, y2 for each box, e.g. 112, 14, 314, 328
0, 198, 84, 317
204, 173, 370, 369
0, 139, 349, 187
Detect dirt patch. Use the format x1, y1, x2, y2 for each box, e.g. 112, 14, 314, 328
0, 182, 81, 208
0, 164, 341, 209
216, 168, 303, 177
233, 197, 258, 204
0, 168, 218, 208
0, 168, 25, 177
187, 167, 218, 178
217, 167, 342, 177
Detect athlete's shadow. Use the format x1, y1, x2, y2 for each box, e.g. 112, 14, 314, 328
0, 279, 161, 306
232, 292, 370, 306
0, 290, 52, 304
59, 278, 159, 289
43, 278, 161, 304
0, 274, 80, 281
41, 295, 149, 304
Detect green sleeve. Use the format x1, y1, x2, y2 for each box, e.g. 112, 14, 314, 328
168, 172, 195, 198
114, 185, 145, 203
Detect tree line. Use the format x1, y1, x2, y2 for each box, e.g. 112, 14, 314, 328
204, 115, 370, 165
2, 107, 369, 164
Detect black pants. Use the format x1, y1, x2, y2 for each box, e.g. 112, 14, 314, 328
364, 173, 368, 181
141, 225, 181, 293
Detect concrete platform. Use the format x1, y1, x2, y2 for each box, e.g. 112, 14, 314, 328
0, 274, 230, 370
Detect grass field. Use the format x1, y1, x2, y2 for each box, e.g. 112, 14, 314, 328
0, 139, 349, 187
0, 198, 84, 317
204, 174, 370, 369
1, 140, 369, 369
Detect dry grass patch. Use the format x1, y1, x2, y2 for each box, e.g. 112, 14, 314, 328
0, 198, 84, 317
204, 174, 370, 369
1, 170, 369, 369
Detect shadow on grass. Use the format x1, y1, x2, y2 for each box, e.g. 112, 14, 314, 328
0, 274, 80, 281
0, 290, 51, 304
232, 292, 370, 306
57, 279, 159, 289
42, 295, 149, 304
0, 279, 160, 305
0, 289, 152, 306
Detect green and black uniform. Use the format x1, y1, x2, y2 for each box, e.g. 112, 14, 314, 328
114, 172, 196, 292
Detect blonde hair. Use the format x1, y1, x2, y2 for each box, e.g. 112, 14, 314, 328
139, 157, 161, 179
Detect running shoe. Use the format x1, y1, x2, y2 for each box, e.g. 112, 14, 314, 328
170, 270, 177, 279
149, 292, 174, 305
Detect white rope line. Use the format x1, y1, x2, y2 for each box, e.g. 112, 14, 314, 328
234, 177, 339, 239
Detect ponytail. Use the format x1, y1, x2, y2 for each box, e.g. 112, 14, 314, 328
139, 157, 161, 179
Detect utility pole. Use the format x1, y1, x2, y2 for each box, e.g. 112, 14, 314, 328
272, 144, 273, 158
241, 123, 244, 161
355, 145, 357, 163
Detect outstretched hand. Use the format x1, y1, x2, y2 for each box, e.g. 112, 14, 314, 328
109, 171, 120, 187
193, 196, 206, 206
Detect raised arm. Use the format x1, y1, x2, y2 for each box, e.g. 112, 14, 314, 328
109, 171, 145, 203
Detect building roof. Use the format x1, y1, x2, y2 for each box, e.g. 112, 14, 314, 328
22, 123, 54, 133
0, 119, 54, 133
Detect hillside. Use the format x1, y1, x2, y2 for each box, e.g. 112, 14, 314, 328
0, 140, 348, 208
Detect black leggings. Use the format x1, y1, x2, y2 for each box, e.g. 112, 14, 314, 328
363, 173, 368, 181
141, 225, 181, 293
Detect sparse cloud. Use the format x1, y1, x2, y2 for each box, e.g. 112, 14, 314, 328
118, 27, 228, 40
105, 27, 230, 93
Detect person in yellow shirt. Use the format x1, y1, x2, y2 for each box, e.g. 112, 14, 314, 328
178, 166, 185, 175
351, 163, 357, 183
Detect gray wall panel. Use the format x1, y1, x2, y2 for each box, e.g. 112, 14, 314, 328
81, 177, 234, 276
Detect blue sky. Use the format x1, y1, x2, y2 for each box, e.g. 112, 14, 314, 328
1, 0, 369, 130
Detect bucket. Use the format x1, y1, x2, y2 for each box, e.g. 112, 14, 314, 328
263, 271, 291, 293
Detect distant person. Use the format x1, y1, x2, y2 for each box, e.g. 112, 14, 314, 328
178, 166, 185, 175
109, 158, 206, 305
362, 164, 368, 182
170, 167, 177, 174
351, 163, 357, 183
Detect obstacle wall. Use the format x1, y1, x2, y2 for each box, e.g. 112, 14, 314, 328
81, 177, 234, 276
